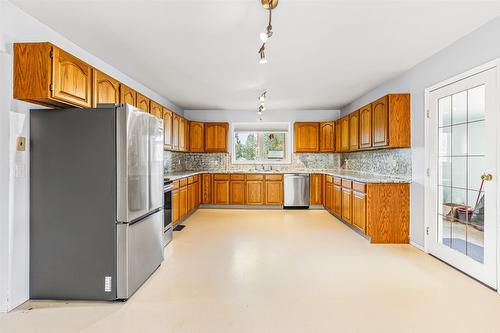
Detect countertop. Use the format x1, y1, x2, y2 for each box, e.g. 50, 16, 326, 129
164, 170, 411, 184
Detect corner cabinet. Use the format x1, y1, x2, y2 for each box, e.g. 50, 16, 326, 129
205, 123, 229, 152
14, 42, 92, 108
294, 122, 320, 152
92, 69, 120, 107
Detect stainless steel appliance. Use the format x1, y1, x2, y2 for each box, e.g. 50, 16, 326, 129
283, 173, 310, 208
30, 104, 164, 301
163, 179, 174, 246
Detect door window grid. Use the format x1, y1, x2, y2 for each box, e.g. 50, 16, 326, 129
437, 84, 485, 263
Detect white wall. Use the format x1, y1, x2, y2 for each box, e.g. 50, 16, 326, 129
184, 109, 340, 123
0, 0, 182, 312
341, 16, 500, 247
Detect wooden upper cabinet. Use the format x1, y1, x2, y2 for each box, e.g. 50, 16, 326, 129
387, 94, 411, 148
335, 121, 342, 152
349, 110, 359, 151
319, 121, 335, 152
150, 101, 163, 118
189, 122, 205, 152
372, 95, 389, 147
136, 93, 150, 113
172, 114, 180, 150
92, 69, 119, 107
294, 122, 320, 152
340, 116, 350, 152
204, 123, 229, 152
178, 117, 188, 152
163, 108, 173, 149
52, 47, 92, 108
359, 104, 372, 149
120, 84, 137, 106
14, 43, 92, 108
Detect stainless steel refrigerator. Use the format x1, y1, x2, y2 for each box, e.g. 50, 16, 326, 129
30, 104, 164, 300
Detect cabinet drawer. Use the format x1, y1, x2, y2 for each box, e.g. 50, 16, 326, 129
172, 180, 180, 190
213, 174, 230, 180
230, 174, 245, 181
352, 181, 366, 193
325, 175, 333, 184
342, 179, 352, 188
193, 175, 200, 183
179, 178, 188, 188
188, 176, 195, 184
246, 174, 264, 181
333, 177, 342, 185
265, 174, 283, 181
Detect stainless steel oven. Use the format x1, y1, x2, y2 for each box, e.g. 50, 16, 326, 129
163, 179, 174, 246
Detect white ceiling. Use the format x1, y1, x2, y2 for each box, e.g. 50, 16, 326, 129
12, 0, 500, 111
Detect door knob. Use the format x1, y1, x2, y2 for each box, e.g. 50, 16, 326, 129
481, 174, 493, 181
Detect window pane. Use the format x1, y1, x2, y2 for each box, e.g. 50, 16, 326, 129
452, 90, 467, 124
234, 132, 258, 161
438, 96, 451, 127
468, 85, 485, 122
262, 132, 285, 160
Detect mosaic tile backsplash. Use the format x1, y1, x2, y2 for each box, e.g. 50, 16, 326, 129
164, 148, 412, 180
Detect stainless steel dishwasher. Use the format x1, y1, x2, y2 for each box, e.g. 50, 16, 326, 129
283, 174, 310, 208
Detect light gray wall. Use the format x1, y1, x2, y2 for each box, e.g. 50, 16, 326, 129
184, 109, 341, 123
0, 0, 182, 312
341, 16, 500, 247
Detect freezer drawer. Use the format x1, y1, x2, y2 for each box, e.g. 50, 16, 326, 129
116, 209, 164, 299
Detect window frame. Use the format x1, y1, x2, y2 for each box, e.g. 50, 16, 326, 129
230, 122, 292, 165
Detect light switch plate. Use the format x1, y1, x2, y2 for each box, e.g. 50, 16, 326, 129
16, 137, 26, 151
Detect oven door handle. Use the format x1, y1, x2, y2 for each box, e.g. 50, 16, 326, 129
163, 185, 174, 192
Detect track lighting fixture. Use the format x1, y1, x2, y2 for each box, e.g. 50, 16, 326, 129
258, 0, 278, 64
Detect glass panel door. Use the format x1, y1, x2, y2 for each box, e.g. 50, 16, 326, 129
428, 67, 497, 288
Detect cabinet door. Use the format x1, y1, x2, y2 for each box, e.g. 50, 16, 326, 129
213, 180, 230, 205
179, 186, 188, 219
178, 118, 187, 152
333, 185, 342, 216
294, 122, 319, 152
188, 183, 195, 213
92, 69, 119, 107
265, 181, 283, 205
359, 104, 372, 149
136, 93, 150, 113
172, 114, 180, 150
172, 189, 180, 225
163, 108, 173, 149
319, 121, 335, 152
325, 182, 333, 211
309, 174, 322, 205
189, 121, 205, 152
372, 96, 389, 147
335, 121, 342, 152
204, 123, 229, 152
246, 181, 264, 205
352, 191, 366, 233
230, 181, 245, 205
202, 174, 212, 204
120, 84, 137, 106
195, 181, 200, 208
340, 116, 350, 152
52, 47, 92, 107
341, 188, 352, 223
150, 101, 163, 118
349, 110, 359, 151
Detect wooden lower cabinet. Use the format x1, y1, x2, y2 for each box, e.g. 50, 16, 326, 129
325, 182, 333, 211
202, 174, 212, 204
172, 188, 180, 225
188, 183, 195, 213
265, 181, 283, 205
179, 186, 188, 219
310, 174, 322, 205
352, 191, 366, 233
246, 180, 264, 205
213, 175, 230, 205
333, 185, 342, 216
230, 180, 245, 205
341, 188, 352, 223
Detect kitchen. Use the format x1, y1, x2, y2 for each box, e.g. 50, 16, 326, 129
2, 1, 500, 332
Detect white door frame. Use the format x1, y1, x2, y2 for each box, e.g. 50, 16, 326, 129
424, 58, 500, 291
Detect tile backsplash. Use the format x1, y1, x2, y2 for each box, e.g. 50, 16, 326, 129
165, 148, 412, 180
